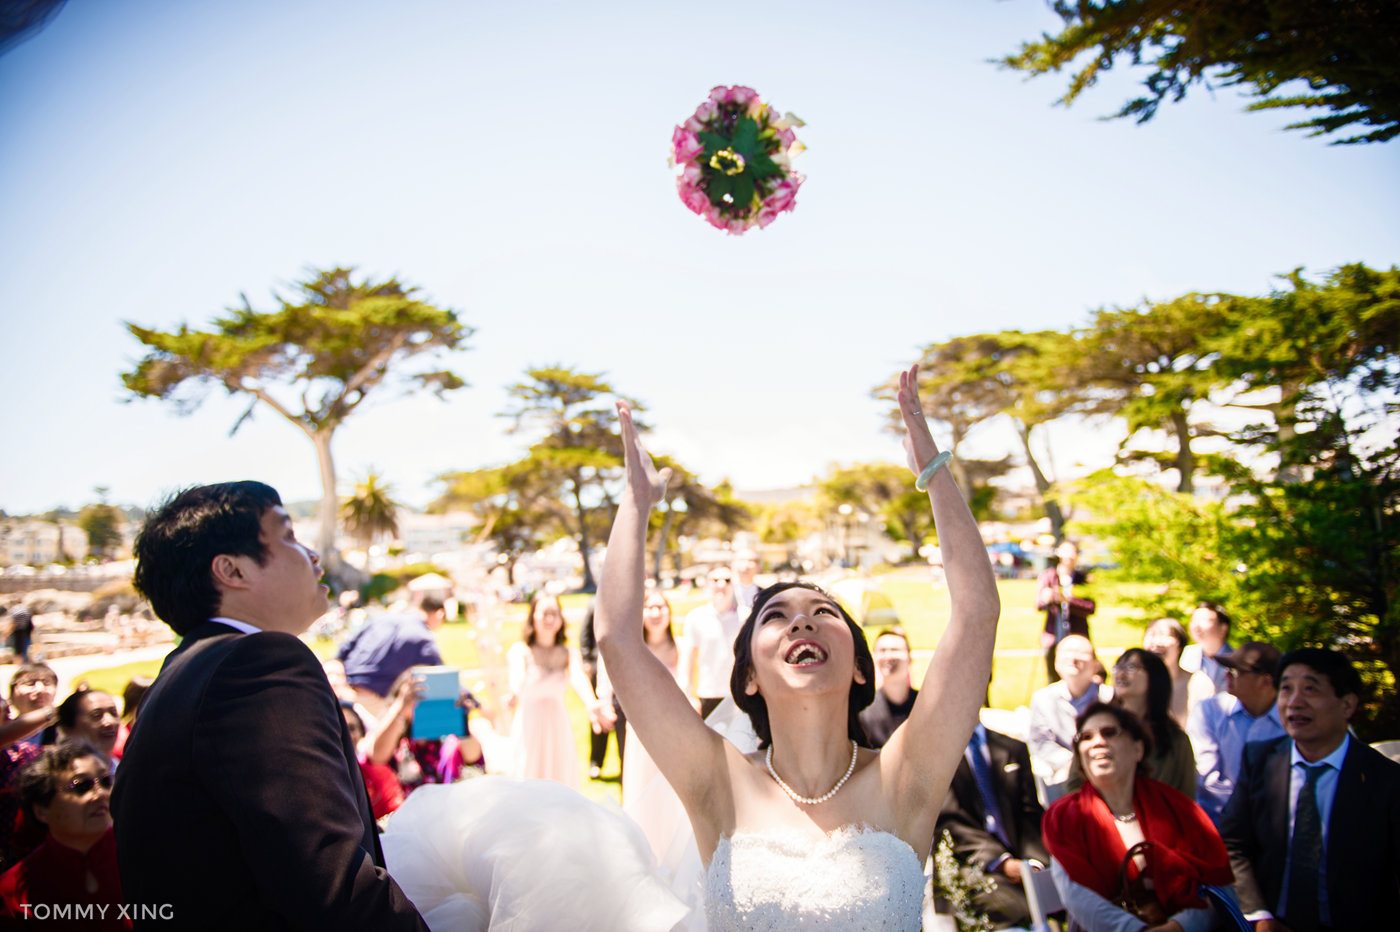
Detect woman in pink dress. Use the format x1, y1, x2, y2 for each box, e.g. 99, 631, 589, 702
506, 594, 610, 788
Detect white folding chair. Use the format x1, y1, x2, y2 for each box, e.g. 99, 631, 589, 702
1371, 739, 1400, 764
1022, 861, 1064, 932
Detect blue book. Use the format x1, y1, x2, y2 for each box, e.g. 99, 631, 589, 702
411, 667, 463, 739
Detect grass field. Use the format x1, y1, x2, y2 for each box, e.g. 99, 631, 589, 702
84, 572, 1154, 805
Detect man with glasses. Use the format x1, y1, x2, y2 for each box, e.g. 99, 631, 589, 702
0, 740, 124, 925
679, 567, 742, 718
1186, 641, 1285, 823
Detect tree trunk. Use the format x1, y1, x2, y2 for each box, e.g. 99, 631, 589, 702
1012, 419, 1065, 541
653, 502, 676, 582
568, 471, 597, 592
1170, 409, 1196, 494
1275, 378, 1303, 484
312, 429, 340, 571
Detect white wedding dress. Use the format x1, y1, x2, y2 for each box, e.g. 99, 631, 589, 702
382, 700, 925, 931
705, 826, 925, 931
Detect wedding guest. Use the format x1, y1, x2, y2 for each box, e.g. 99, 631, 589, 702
1182, 601, 1233, 694
1069, 649, 1196, 798
337, 596, 447, 718
678, 567, 743, 718
1044, 703, 1233, 932
506, 594, 609, 788
7, 608, 34, 665
732, 549, 761, 612
1142, 618, 1196, 726
937, 723, 1048, 929
56, 689, 120, 771
1029, 635, 1112, 786
858, 626, 917, 749
1186, 641, 1284, 824
577, 599, 620, 780
111, 676, 152, 762
6, 666, 58, 752
1036, 542, 1095, 682
1220, 648, 1400, 930
0, 740, 128, 929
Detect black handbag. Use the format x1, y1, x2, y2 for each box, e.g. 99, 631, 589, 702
1112, 840, 1169, 925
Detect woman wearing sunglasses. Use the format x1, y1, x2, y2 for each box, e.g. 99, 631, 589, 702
1043, 702, 1234, 931
1, 739, 126, 927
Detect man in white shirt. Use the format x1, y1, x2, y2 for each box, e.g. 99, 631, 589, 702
1220, 648, 1400, 931
679, 566, 742, 718
731, 549, 761, 613
1181, 601, 1233, 693
1028, 635, 1111, 785
1187, 640, 1285, 823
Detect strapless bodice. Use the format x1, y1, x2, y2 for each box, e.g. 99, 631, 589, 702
704, 825, 924, 930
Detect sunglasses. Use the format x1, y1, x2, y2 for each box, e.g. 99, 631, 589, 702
1074, 725, 1123, 745
64, 774, 114, 796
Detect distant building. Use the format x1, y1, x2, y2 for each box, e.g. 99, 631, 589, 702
0, 520, 89, 567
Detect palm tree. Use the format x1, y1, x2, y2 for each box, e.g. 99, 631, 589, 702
342, 470, 401, 550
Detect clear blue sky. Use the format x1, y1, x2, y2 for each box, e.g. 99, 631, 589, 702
2, 0, 1397, 516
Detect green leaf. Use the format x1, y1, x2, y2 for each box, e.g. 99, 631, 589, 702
731, 117, 760, 156
705, 173, 734, 206
731, 173, 755, 208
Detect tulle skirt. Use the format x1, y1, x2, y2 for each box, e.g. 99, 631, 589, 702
382, 777, 690, 932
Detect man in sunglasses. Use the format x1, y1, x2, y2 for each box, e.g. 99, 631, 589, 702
1186, 640, 1285, 823
113, 481, 425, 930
0, 740, 123, 925
679, 567, 742, 718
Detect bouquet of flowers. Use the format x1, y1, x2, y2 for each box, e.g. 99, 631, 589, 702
670, 85, 805, 235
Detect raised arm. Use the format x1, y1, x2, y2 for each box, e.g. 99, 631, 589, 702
880, 364, 1001, 843
595, 403, 729, 816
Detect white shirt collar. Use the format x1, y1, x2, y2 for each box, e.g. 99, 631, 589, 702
209, 616, 262, 635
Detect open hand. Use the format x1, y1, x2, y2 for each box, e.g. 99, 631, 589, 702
617, 401, 672, 507
896, 363, 940, 476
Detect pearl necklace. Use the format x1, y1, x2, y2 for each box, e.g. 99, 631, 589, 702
765, 740, 859, 805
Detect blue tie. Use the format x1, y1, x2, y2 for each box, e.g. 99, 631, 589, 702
1286, 763, 1328, 931
968, 730, 1010, 849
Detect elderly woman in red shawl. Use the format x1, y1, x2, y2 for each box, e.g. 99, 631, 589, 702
1044, 702, 1234, 932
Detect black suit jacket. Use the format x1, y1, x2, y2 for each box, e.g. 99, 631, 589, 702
112, 623, 426, 931
1219, 734, 1400, 928
938, 729, 1049, 869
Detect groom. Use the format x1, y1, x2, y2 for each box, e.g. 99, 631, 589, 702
112, 481, 426, 930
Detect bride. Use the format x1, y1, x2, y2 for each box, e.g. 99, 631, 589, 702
596, 363, 1001, 929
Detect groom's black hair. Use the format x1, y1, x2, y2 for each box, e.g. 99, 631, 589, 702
730, 581, 875, 749
133, 481, 282, 637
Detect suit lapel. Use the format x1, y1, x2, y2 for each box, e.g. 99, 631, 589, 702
1266, 741, 1292, 862
1325, 741, 1363, 905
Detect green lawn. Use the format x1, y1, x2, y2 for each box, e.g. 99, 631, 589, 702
85, 574, 1156, 805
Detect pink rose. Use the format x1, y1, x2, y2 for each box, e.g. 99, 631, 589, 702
693, 99, 718, 124
775, 127, 796, 149
681, 162, 702, 184
765, 177, 800, 213
728, 86, 757, 107
677, 179, 709, 216
708, 86, 729, 103
755, 203, 782, 228
672, 126, 704, 163
684, 115, 702, 132
727, 217, 750, 235
703, 204, 729, 230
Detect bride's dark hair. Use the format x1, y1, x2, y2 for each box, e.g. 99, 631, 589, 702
730, 581, 875, 749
